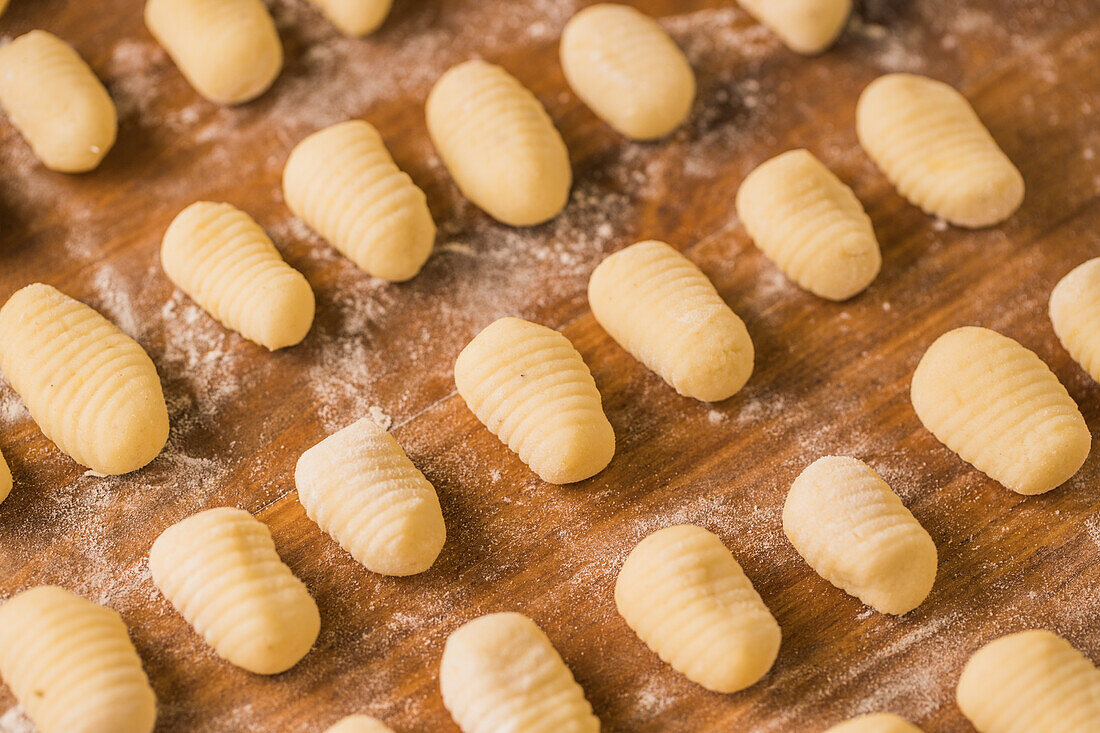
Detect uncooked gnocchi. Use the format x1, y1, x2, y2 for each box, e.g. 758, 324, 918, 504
957, 630, 1100, 733
309, 0, 392, 36
454, 317, 614, 484
0, 448, 9, 505
296, 417, 446, 576
615, 525, 781, 693
149, 507, 320, 674
856, 73, 1025, 228
325, 715, 395, 733
560, 4, 695, 140
144, 0, 283, 105
0, 283, 169, 475
1050, 257, 1100, 383
911, 327, 1090, 495
440, 612, 600, 733
737, 0, 852, 55
0, 30, 117, 172
427, 60, 572, 226
825, 713, 924, 733
283, 120, 436, 282
588, 240, 754, 401
0, 586, 156, 733
783, 456, 937, 615
161, 201, 315, 350
736, 149, 881, 300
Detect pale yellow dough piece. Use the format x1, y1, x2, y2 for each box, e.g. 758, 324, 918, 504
454, 317, 614, 484
149, 507, 320, 674
560, 4, 695, 140
310, 0, 392, 36
588, 240, 754, 401
911, 326, 1089, 495
325, 715, 395, 733
161, 201, 315, 350
825, 713, 924, 733
1050, 257, 1100, 383
284, 120, 436, 281
296, 417, 446, 576
737, 0, 852, 54
0, 447, 10, 505
957, 630, 1100, 733
615, 525, 781, 693
736, 149, 881, 300
427, 60, 572, 226
144, 0, 283, 105
0, 30, 117, 172
440, 612, 600, 733
783, 456, 937, 615
0, 586, 156, 733
0, 283, 169, 475
857, 73, 1024, 228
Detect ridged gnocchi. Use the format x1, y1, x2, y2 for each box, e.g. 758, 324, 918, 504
0, 30, 117, 172
560, 4, 695, 140
309, 0, 392, 36
296, 417, 446, 576
161, 201, 315, 350
0, 448, 10, 505
454, 317, 614, 484
325, 715, 395, 733
150, 507, 321, 675
825, 713, 924, 733
737, 0, 852, 55
588, 240, 754, 401
0, 283, 169, 475
427, 60, 572, 226
615, 525, 781, 693
440, 612, 600, 733
144, 0, 283, 105
911, 327, 1090, 495
0, 586, 156, 733
283, 120, 436, 282
957, 630, 1100, 733
857, 73, 1025, 228
736, 149, 881, 301
1050, 257, 1100, 383
783, 456, 937, 615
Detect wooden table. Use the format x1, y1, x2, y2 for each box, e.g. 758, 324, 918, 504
1, 0, 1098, 730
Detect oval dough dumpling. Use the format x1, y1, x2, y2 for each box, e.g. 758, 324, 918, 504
1050, 257, 1100, 383
427, 60, 572, 226
857, 73, 1025, 228
0, 30, 117, 172
454, 317, 614, 484
325, 715, 395, 733
737, 0, 852, 55
588, 240, 754, 401
284, 120, 436, 282
560, 4, 695, 140
0, 447, 10, 505
161, 201, 315, 350
615, 525, 781, 693
0, 283, 169, 475
736, 149, 881, 300
0, 586, 157, 733
440, 612, 600, 733
911, 326, 1090, 495
296, 417, 446, 576
783, 456, 937, 615
825, 713, 924, 733
309, 0, 392, 36
957, 630, 1100, 733
144, 0, 283, 105
150, 507, 320, 674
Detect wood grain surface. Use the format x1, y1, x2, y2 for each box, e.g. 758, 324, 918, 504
1, 1, 1099, 731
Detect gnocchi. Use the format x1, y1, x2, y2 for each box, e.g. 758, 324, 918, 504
296, 417, 446, 576
0, 283, 169, 475
454, 317, 615, 484
427, 60, 571, 226
161, 201, 315, 350
0, 0, 7, 18
737, 0, 852, 55
283, 120, 436, 282
440, 612, 600, 733
149, 507, 320, 674
783, 456, 937, 615
825, 713, 924, 733
587, 240, 754, 401
857, 73, 1024, 228
309, 0, 392, 36
144, 0, 283, 105
1050, 257, 1100, 383
957, 630, 1100, 733
736, 149, 881, 301
0, 448, 9, 505
0, 586, 156, 733
560, 4, 695, 140
325, 715, 395, 733
911, 327, 1090, 495
615, 525, 781, 693
0, 30, 117, 172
